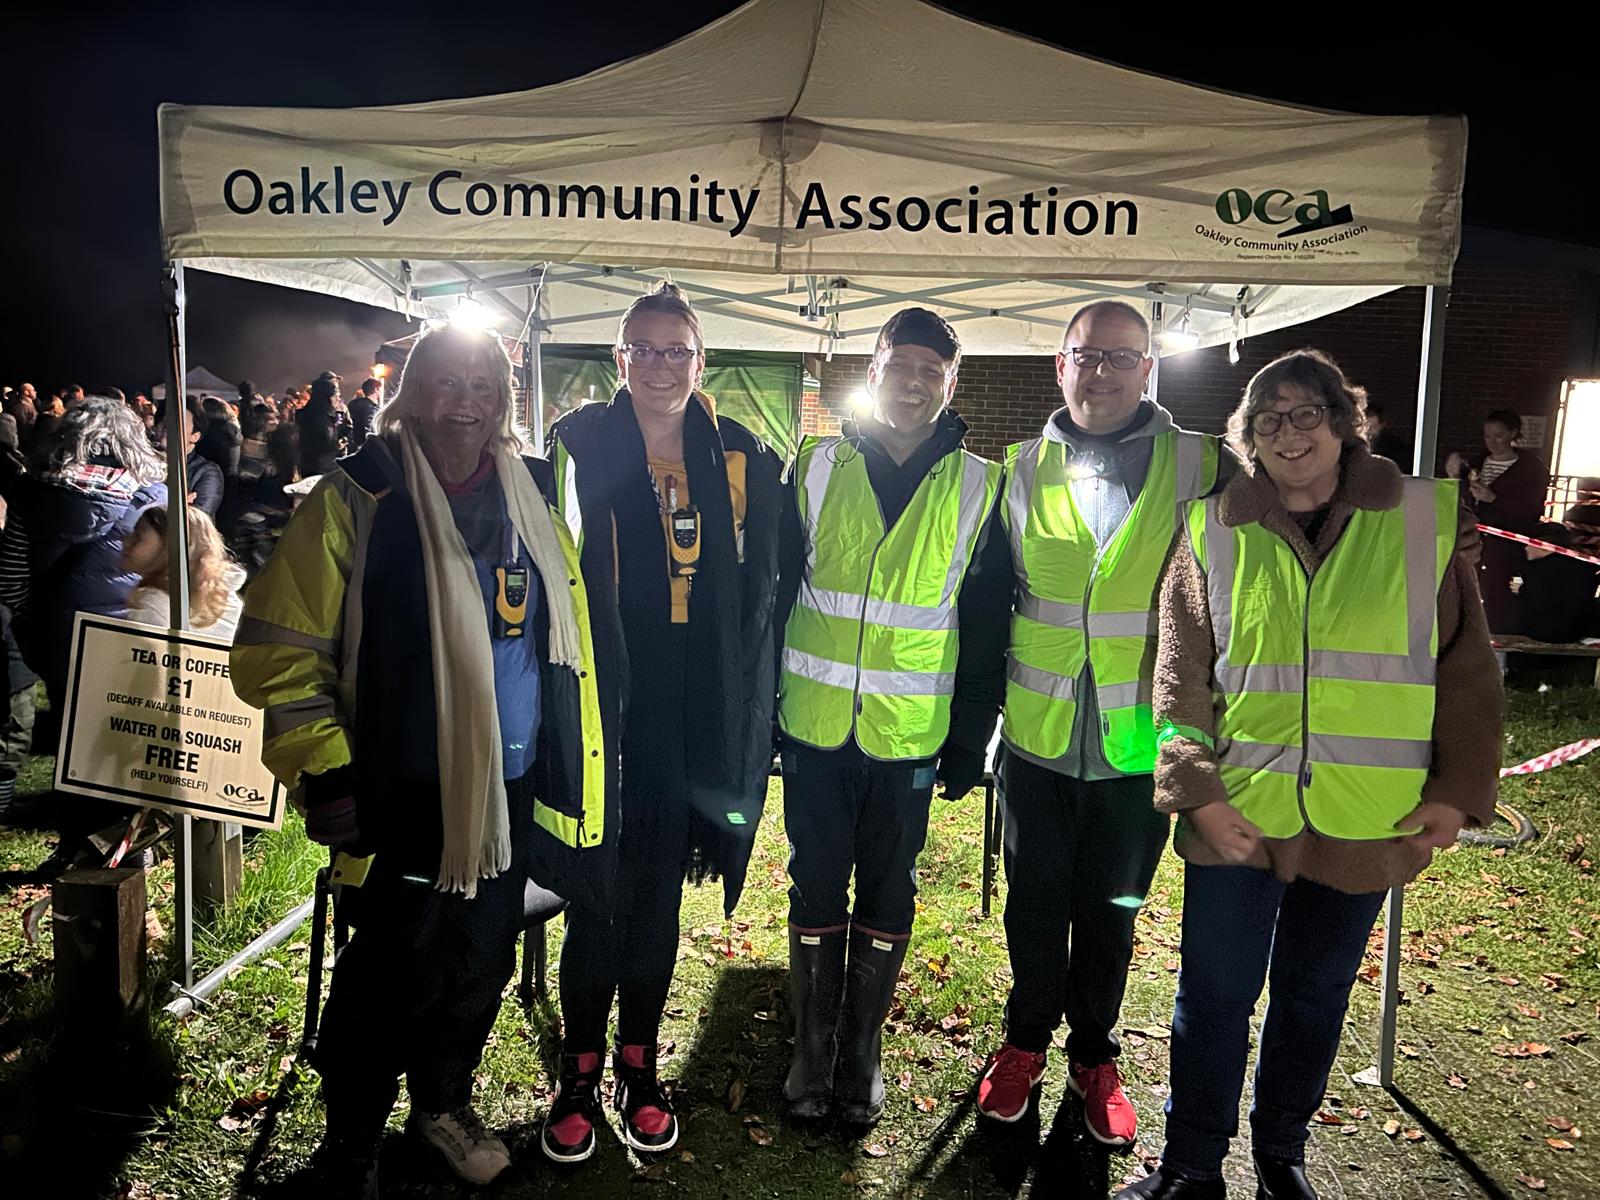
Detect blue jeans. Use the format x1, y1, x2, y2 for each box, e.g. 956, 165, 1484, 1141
1160, 864, 1386, 1180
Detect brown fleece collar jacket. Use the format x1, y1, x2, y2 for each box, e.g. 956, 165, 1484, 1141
1153, 447, 1503, 895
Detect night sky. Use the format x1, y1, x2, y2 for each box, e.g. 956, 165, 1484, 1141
4, 2, 1590, 395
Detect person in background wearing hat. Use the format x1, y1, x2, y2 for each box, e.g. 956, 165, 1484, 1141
775, 307, 1007, 1130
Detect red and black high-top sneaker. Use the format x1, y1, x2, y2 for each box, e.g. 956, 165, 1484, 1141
612, 1043, 678, 1153
541, 1051, 604, 1165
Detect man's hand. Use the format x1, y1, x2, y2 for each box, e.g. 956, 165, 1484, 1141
935, 745, 985, 802
1468, 480, 1496, 505
1394, 801, 1465, 852
1186, 801, 1264, 865
305, 793, 359, 847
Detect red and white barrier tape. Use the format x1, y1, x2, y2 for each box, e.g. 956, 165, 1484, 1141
1479, 524, 1600, 566
1499, 737, 1600, 777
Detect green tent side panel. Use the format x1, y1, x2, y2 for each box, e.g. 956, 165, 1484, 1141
540, 348, 800, 462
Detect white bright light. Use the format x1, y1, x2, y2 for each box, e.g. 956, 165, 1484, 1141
451, 297, 497, 331
849, 387, 873, 413
1157, 329, 1201, 354
1554, 380, 1600, 478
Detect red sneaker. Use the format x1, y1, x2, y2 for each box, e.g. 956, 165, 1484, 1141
976, 1044, 1047, 1123
1067, 1059, 1137, 1146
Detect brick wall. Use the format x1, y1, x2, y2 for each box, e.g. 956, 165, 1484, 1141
807, 267, 1580, 472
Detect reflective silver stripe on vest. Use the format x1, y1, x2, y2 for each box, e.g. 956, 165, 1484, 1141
561, 450, 582, 545
1403, 481, 1442, 671
802, 437, 842, 535
1006, 656, 1076, 701
1308, 732, 1432, 770
1202, 495, 1235, 669
1089, 609, 1153, 638
943, 453, 993, 605
1173, 431, 1205, 531
1221, 733, 1430, 772
1310, 649, 1433, 686
1097, 679, 1150, 710
1218, 739, 1301, 774
1215, 662, 1303, 694
783, 647, 955, 697
1004, 438, 1041, 587
798, 586, 958, 632
1017, 590, 1083, 629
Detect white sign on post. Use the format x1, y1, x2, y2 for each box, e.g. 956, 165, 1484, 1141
55, 614, 284, 829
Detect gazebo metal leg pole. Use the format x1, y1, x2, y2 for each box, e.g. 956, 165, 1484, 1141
1412, 285, 1449, 477
161, 262, 196, 989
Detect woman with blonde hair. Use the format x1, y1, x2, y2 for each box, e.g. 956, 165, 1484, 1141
122, 506, 247, 641
1117, 349, 1500, 1200
541, 281, 782, 1164
232, 322, 622, 1195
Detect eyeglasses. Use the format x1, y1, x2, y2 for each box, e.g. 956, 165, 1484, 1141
620, 343, 697, 368
1067, 347, 1147, 371
1249, 404, 1328, 438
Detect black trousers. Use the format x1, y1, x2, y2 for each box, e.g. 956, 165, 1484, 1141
315, 777, 532, 1140
560, 627, 690, 1053
782, 741, 936, 939
999, 751, 1168, 1064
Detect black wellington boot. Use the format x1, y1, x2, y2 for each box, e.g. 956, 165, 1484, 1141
834, 925, 910, 1128
783, 927, 847, 1122
1253, 1153, 1316, 1199
1113, 1166, 1227, 1199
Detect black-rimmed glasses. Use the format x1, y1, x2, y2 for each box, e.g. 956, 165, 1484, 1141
1066, 346, 1147, 371
1249, 404, 1328, 438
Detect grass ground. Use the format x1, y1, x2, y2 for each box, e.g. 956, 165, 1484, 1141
1, 679, 1595, 1198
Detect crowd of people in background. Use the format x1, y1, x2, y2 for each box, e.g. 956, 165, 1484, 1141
0, 370, 382, 839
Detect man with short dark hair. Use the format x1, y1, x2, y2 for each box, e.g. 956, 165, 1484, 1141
774, 308, 1009, 1129
972, 300, 1235, 1151
347, 377, 382, 453
183, 397, 224, 518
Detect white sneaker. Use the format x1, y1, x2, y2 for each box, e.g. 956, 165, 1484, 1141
407, 1106, 512, 1185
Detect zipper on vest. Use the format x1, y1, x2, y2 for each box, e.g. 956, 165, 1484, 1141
850, 533, 889, 736
1296, 558, 1316, 828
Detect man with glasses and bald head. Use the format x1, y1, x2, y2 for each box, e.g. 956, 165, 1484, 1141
970, 300, 1238, 1146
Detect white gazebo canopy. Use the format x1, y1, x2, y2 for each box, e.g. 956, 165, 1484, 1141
151, 0, 1465, 1060
158, 0, 1465, 356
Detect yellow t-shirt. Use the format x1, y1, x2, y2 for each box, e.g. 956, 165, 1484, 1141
647, 454, 748, 624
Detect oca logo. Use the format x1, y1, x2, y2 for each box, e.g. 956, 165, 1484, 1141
1214, 188, 1354, 239
222, 782, 265, 804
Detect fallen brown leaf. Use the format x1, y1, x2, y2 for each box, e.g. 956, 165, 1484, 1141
1403, 1129, 1425, 1143
1448, 1073, 1469, 1090
1547, 1117, 1574, 1132
634, 1162, 669, 1181
1313, 1111, 1344, 1126
913, 1095, 936, 1114
748, 1126, 773, 1147
1546, 1138, 1575, 1152
863, 1142, 889, 1158
1515, 1174, 1547, 1191
1383, 1120, 1401, 1137
726, 1078, 745, 1112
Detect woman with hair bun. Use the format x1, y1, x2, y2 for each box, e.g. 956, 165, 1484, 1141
541, 281, 782, 1164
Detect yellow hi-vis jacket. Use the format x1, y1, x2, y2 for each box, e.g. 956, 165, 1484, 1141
229, 445, 608, 857
1184, 477, 1458, 839
1002, 428, 1218, 773
779, 435, 1001, 761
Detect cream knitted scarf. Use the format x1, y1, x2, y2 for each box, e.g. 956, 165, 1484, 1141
398, 427, 582, 898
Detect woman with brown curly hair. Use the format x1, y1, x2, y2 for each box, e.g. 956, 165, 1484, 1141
1117, 349, 1501, 1200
